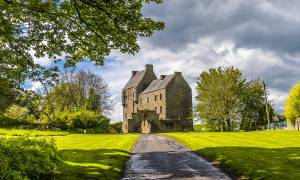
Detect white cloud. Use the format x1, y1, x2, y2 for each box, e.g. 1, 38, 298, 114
29, 50, 53, 66
27, 81, 43, 91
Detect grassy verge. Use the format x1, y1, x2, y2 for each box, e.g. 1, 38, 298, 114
162, 131, 300, 180
0, 128, 69, 136
0, 128, 139, 179
55, 134, 139, 179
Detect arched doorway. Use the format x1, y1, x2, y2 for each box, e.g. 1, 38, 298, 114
141, 120, 151, 134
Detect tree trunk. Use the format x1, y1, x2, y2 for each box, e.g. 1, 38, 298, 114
226, 119, 231, 131
220, 119, 224, 132
240, 119, 244, 130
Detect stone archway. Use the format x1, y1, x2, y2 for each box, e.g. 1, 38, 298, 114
141, 120, 151, 134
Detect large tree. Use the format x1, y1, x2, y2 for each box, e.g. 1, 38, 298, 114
284, 83, 300, 125
195, 67, 269, 131
0, 0, 164, 111
195, 67, 245, 131
45, 71, 113, 115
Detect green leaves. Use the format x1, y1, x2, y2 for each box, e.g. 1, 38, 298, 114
0, 136, 61, 179
284, 83, 300, 124
0, 0, 164, 111
1, 0, 164, 67
195, 67, 267, 131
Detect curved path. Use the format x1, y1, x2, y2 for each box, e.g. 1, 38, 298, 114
122, 134, 231, 180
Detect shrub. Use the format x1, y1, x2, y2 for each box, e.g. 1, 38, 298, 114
42, 109, 110, 133
1, 105, 36, 127
109, 122, 123, 133
0, 136, 62, 179
193, 123, 212, 132
65, 110, 110, 133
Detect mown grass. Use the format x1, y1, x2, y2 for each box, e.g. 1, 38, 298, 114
0, 128, 139, 180
0, 128, 69, 136
163, 131, 300, 180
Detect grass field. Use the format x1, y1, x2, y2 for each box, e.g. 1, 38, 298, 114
163, 131, 300, 180
0, 129, 140, 180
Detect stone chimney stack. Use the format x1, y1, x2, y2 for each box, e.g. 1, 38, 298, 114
160, 75, 166, 80
132, 71, 138, 77
145, 64, 153, 71
174, 71, 182, 76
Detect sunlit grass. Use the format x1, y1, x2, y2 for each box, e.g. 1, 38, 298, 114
162, 131, 300, 180
55, 134, 140, 179
0, 128, 69, 136
0, 128, 139, 179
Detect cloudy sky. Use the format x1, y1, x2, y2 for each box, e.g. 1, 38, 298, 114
29, 0, 300, 122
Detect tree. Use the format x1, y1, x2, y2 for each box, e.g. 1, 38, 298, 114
195, 67, 270, 131
0, 78, 17, 112
1, 0, 164, 68
45, 71, 112, 114
284, 83, 300, 125
240, 80, 265, 130
195, 67, 245, 131
0, 0, 164, 111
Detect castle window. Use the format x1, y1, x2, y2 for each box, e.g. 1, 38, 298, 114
124, 113, 127, 119
155, 95, 157, 101
160, 106, 162, 113
147, 97, 149, 103
155, 107, 157, 113
160, 94, 162, 100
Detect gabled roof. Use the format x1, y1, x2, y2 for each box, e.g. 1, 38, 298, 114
140, 74, 175, 94
123, 70, 146, 90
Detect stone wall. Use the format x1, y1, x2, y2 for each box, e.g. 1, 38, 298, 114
287, 119, 300, 130
165, 72, 192, 121
139, 89, 166, 120
122, 65, 156, 122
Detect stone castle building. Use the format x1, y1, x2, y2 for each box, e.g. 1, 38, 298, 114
122, 64, 193, 133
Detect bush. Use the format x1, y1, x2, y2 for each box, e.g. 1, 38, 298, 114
193, 123, 212, 132
0, 136, 62, 179
1, 105, 36, 127
43, 110, 110, 133
109, 122, 123, 133
66, 110, 110, 133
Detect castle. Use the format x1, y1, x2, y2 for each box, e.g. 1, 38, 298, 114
122, 64, 193, 133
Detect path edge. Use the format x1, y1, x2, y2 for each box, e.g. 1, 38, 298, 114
119, 134, 142, 180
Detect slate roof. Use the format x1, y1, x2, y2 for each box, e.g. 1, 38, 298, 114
140, 74, 175, 94
123, 70, 146, 89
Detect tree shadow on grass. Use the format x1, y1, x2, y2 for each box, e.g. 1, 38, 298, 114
54, 149, 130, 180
195, 147, 300, 180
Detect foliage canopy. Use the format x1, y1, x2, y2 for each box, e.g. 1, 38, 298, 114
0, 0, 164, 112
195, 67, 270, 131
284, 83, 300, 124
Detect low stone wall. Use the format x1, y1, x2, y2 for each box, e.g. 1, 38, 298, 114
287, 120, 300, 130
158, 119, 193, 132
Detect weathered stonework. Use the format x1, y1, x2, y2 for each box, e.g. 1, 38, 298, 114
122, 64, 193, 133
287, 118, 300, 130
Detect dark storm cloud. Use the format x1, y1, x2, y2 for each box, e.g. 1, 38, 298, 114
143, 0, 300, 54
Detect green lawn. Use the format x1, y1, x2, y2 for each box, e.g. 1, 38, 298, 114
163, 131, 300, 180
0, 129, 140, 180
0, 128, 69, 136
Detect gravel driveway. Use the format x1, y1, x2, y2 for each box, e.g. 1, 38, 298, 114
122, 134, 231, 180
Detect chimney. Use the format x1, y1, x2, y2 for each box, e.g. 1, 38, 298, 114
132, 71, 138, 77
160, 75, 166, 80
174, 71, 182, 76
145, 64, 153, 71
